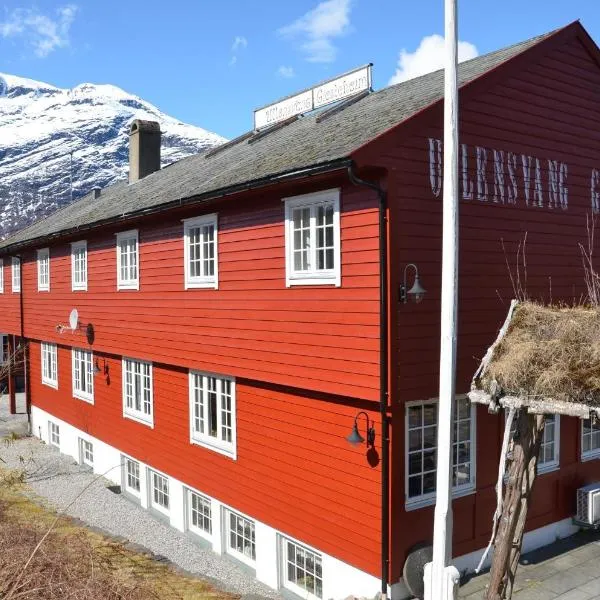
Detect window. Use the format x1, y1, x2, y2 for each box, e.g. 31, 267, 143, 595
183, 214, 218, 289
49, 422, 60, 448
0, 258, 4, 293
72, 348, 93, 403
11, 257, 20, 293
41, 342, 58, 389
189, 371, 235, 457
406, 397, 476, 508
187, 489, 212, 539
116, 230, 139, 290
582, 417, 600, 460
123, 457, 141, 497
122, 358, 153, 426
504, 411, 560, 473
284, 189, 341, 287
283, 539, 323, 600
37, 248, 50, 291
226, 510, 255, 566
149, 470, 169, 515
71, 241, 87, 291
79, 439, 93, 467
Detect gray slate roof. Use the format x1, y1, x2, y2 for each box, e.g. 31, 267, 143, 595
0, 28, 557, 252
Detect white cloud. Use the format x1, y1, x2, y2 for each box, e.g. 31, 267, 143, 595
388, 34, 478, 85
277, 65, 295, 78
278, 0, 352, 63
229, 35, 247, 66
0, 4, 78, 58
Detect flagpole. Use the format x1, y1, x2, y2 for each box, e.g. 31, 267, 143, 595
428, 0, 460, 597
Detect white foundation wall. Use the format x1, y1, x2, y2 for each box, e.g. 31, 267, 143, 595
31, 406, 381, 600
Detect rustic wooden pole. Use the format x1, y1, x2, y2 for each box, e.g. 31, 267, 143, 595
485, 411, 545, 600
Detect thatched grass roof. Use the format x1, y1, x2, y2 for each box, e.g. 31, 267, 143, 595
469, 300, 600, 418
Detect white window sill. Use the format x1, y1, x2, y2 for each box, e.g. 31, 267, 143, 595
185, 279, 218, 290
286, 274, 340, 287
123, 485, 142, 500
191, 436, 236, 460
188, 524, 213, 544
38, 287, 50, 292
42, 379, 58, 390
123, 411, 154, 428
405, 485, 476, 512
581, 451, 600, 462
150, 502, 170, 518
538, 461, 560, 474
72, 286, 88, 292
226, 548, 256, 569
12, 289, 20, 294
117, 282, 139, 291
73, 391, 94, 404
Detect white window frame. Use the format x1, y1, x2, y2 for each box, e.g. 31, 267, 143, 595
79, 438, 94, 467
122, 357, 154, 427
281, 536, 323, 600
405, 396, 476, 510
582, 417, 600, 461
37, 248, 50, 291
116, 229, 139, 290
183, 214, 218, 289
224, 508, 256, 567
186, 488, 212, 541
71, 240, 88, 291
41, 342, 58, 389
11, 257, 20, 293
122, 456, 142, 498
0, 258, 5, 293
189, 370, 236, 459
148, 468, 170, 516
48, 421, 60, 448
284, 188, 341, 287
72, 347, 94, 403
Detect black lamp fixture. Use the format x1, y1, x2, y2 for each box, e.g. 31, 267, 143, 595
346, 411, 376, 448
94, 357, 109, 378
400, 263, 426, 304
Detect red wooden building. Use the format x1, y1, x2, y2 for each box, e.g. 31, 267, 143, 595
0, 21, 599, 599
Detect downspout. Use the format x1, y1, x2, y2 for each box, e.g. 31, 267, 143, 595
347, 164, 390, 600
17, 255, 31, 431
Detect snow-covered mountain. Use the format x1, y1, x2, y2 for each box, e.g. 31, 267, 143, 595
0, 73, 226, 238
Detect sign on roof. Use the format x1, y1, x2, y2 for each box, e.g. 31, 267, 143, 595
253, 64, 372, 131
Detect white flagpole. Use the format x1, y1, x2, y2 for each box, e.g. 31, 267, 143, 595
429, 0, 460, 598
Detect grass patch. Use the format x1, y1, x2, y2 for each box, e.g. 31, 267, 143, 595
0, 471, 238, 600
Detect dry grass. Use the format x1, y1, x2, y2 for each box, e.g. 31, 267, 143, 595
482, 301, 600, 406
0, 475, 237, 600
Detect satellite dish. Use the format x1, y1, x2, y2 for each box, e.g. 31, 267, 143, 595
69, 308, 79, 331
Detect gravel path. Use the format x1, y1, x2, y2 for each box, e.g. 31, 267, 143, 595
0, 400, 280, 599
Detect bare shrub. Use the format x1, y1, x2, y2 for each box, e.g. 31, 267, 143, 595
579, 214, 600, 307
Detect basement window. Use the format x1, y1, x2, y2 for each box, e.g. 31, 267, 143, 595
123, 457, 141, 498
41, 342, 58, 389
282, 538, 323, 600
284, 189, 341, 287
226, 510, 255, 567
72, 348, 93, 403
37, 248, 50, 291
186, 488, 212, 540
405, 397, 476, 509
11, 257, 20, 293
122, 358, 153, 427
48, 422, 60, 448
189, 371, 236, 458
71, 241, 87, 291
149, 469, 170, 516
79, 438, 94, 467
183, 214, 218, 289
116, 230, 139, 290
582, 418, 600, 461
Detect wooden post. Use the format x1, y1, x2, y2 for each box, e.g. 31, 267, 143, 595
485, 411, 545, 600
8, 335, 15, 415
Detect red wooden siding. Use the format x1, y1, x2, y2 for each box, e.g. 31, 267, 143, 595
363, 33, 600, 581
0, 181, 381, 401
28, 340, 382, 576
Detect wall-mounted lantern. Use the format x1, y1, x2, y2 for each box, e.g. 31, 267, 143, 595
400, 263, 426, 304
346, 411, 376, 448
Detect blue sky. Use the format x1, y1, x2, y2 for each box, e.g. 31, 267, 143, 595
1, 0, 599, 139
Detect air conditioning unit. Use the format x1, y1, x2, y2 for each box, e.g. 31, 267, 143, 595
576, 483, 600, 525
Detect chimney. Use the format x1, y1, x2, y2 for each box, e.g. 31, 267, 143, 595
92, 187, 101, 199
129, 119, 161, 183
